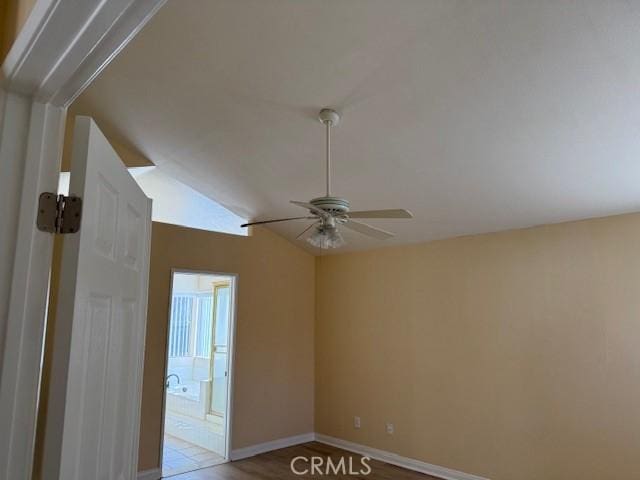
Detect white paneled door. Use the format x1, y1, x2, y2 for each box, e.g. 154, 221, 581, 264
42, 117, 152, 480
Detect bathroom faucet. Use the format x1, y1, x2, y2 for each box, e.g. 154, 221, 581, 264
165, 373, 181, 388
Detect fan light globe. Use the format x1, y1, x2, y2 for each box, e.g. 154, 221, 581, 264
307, 225, 345, 249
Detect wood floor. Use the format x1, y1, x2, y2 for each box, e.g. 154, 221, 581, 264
166, 442, 438, 479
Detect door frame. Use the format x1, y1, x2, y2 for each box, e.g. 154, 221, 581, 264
208, 280, 231, 417
0, 1, 166, 479
159, 268, 238, 473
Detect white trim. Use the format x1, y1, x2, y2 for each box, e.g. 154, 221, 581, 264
3, 0, 167, 107
153, 431, 487, 480
157, 270, 174, 473
0, 1, 167, 479
0, 92, 31, 355
137, 468, 161, 480
132, 191, 154, 479
158, 269, 238, 473
315, 434, 489, 480
230, 433, 316, 461
0, 99, 66, 480
225, 273, 239, 461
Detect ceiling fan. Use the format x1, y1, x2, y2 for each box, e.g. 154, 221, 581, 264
241, 108, 413, 249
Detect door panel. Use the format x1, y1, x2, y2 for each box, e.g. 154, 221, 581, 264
210, 284, 230, 416
211, 352, 228, 416
42, 117, 151, 480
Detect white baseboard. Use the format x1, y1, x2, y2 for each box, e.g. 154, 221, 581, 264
144, 432, 487, 480
230, 432, 316, 461
315, 434, 489, 480
137, 467, 161, 480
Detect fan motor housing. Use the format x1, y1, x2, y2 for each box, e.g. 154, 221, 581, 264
310, 196, 350, 214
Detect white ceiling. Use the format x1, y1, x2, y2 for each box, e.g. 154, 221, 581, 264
72, 0, 640, 253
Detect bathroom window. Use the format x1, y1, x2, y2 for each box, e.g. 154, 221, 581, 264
168, 295, 195, 357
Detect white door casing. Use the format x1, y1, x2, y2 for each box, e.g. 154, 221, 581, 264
42, 117, 152, 480
159, 270, 238, 472
0, 97, 66, 479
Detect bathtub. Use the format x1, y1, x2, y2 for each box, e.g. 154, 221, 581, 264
166, 379, 211, 419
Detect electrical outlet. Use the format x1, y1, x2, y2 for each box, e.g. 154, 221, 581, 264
354, 416, 361, 429
385, 422, 394, 435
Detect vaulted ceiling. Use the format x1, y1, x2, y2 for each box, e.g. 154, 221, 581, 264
72, 0, 640, 253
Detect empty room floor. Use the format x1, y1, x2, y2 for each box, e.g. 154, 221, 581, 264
167, 442, 437, 479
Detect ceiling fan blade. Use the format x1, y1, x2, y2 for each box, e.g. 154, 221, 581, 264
290, 200, 328, 218
296, 222, 318, 239
241, 216, 314, 228
347, 209, 413, 219
343, 219, 395, 239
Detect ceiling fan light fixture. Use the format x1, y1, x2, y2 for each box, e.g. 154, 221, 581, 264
306, 225, 345, 249
240, 108, 412, 248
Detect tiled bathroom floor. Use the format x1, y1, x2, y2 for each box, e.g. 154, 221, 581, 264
162, 435, 225, 477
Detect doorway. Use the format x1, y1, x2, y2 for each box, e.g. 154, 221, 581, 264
160, 270, 236, 477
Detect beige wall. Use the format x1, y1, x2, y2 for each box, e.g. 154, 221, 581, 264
316, 213, 640, 480
0, 0, 36, 61
140, 222, 315, 470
